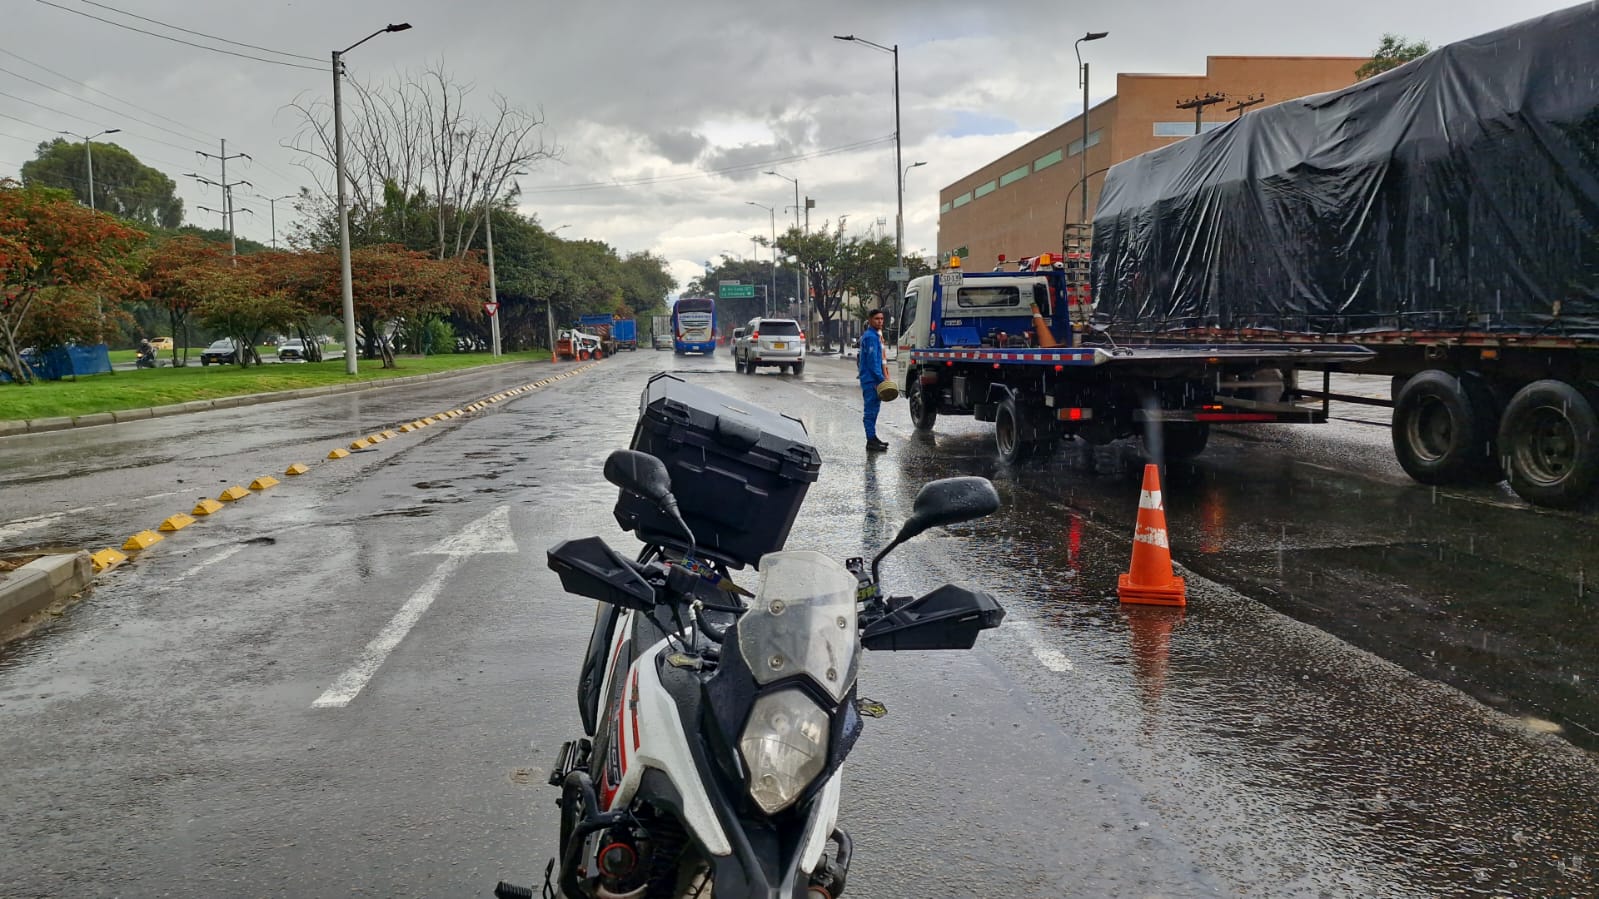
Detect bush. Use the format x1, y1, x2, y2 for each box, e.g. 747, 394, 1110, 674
422, 318, 456, 355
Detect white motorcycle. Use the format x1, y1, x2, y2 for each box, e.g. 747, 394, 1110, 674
497, 449, 1004, 899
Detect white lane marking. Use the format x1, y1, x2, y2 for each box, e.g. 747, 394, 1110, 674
313, 506, 518, 709
177, 544, 248, 580
1013, 619, 1076, 673
312, 553, 469, 708
0, 491, 186, 543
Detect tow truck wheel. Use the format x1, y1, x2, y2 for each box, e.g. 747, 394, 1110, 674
1392, 370, 1499, 485
908, 371, 938, 431
995, 396, 1034, 463
1499, 380, 1599, 508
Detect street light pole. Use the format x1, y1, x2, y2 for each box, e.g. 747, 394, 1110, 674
333, 22, 412, 375
484, 169, 528, 358
59, 128, 121, 212
765, 169, 806, 323
835, 34, 903, 273
746, 201, 776, 317
1075, 31, 1109, 226
261, 194, 294, 249
61, 127, 119, 343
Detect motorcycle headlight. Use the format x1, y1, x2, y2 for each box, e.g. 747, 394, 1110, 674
739, 689, 830, 815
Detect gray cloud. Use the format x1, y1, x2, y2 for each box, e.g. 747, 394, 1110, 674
1, 0, 1577, 294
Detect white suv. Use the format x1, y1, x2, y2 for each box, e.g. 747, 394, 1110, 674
734, 318, 805, 375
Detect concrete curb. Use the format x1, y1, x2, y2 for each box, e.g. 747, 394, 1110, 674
1, 360, 553, 438
0, 552, 93, 631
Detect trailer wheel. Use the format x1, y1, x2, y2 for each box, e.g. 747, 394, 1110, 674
995, 396, 1034, 463
908, 371, 938, 431
1392, 370, 1498, 485
1164, 422, 1211, 460
1498, 380, 1599, 508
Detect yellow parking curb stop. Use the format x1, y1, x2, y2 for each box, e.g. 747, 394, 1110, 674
250, 476, 280, 490
286, 463, 310, 475
193, 498, 224, 515
328, 447, 351, 459
91, 548, 128, 572
381, 430, 398, 439
123, 530, 164, 551
159, 513, 196, 532
219, 486, 250, 502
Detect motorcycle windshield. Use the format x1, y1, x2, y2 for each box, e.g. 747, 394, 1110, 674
739, 551, 860, 703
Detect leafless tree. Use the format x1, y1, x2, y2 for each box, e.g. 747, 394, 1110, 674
284, 61, 559, 259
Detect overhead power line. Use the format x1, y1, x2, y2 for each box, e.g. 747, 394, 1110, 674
524, 134, 897, 195
71, 0, 323, 63
0, 88, 196, 153
34, 0, 323, 71
0, 62, 210, 146
0, 44, 219, 140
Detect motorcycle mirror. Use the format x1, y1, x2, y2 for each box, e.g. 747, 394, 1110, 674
871, 477, 1000, 582
604, 450, 674, 506
604, 449, 699, 559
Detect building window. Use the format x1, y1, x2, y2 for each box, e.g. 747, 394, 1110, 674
952, 192, 972, 208
1034, 148, 1064, 171
999, 164, 1029, 187
939, 201, 952, 214
1067, 129, 1103, 156
974, 180, 997, 198
1153, 121, 1227, 137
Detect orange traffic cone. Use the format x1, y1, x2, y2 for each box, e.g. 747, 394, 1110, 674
1030, 303, 1059, 348
1117, 463, 1187, 606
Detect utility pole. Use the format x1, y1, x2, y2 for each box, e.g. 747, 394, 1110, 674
196, 140, 252, 260
1176, 92, 1229, 135
1225, 93, 1265, 118
834, 34, 904, 277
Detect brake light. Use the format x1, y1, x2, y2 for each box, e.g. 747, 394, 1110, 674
751, 331, 759, 340
799, 332, 805, 341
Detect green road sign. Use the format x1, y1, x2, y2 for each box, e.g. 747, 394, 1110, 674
719, 284, 756, 298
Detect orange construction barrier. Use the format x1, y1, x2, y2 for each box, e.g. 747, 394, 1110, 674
1117, 463, 1187, 606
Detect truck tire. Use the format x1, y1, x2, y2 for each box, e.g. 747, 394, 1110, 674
1392, 370, 1498, 485
995, 396, 1034, 463
1163, 422, 1211, 460
1498, 380, 1599, 508
908, 370, 938, 431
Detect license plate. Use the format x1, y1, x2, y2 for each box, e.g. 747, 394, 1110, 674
773, 342, 786, 349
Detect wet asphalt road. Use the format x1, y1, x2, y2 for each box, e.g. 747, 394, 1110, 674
2, 350, 1598, 897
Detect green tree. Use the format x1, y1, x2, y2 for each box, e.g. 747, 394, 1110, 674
21, 139, 183, 228
770, 224, 856, 351
1357, 34, 1431, 80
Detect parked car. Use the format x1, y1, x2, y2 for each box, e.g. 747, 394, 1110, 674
653, 331, 673, 350
200, 339, 238, 366
733, 317, 806, 374
277, 339, 307, 362
147, 337, 174, 351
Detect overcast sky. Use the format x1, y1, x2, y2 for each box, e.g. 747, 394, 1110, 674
1, 0, 1580, 296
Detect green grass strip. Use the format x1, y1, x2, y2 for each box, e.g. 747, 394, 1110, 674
0, 351, 552, 422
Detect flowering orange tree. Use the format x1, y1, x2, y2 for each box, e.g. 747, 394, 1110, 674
0, 180, 145, 383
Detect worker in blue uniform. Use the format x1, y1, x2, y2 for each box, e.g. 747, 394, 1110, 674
858, 308, 889, 452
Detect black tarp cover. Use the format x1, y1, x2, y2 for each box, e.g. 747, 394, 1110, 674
1093, 1, 1599, 337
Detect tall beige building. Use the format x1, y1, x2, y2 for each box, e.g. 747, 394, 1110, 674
936, 55, 1367, 267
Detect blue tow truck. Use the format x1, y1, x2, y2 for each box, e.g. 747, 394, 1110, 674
892, 253, 1373, 463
